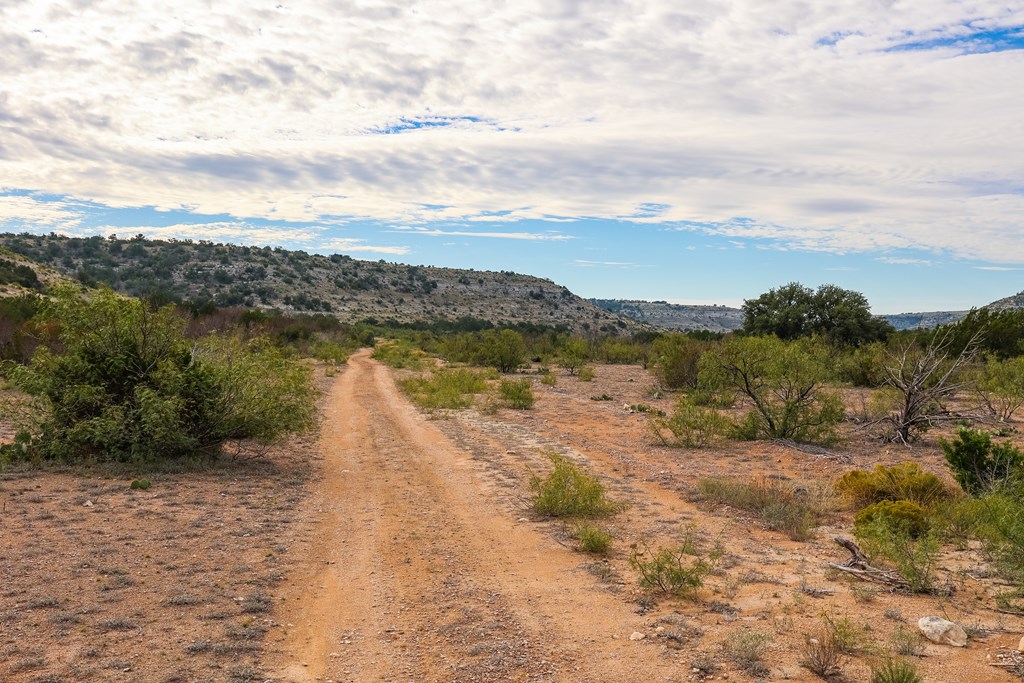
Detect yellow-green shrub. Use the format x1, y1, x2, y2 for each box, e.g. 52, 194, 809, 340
835, 463, 949, 507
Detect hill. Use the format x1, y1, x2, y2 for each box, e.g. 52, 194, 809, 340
590, 299, 744, 333
0, 233, 635, 334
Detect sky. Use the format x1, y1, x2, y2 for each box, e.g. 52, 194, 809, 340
1, 1, 1023, 314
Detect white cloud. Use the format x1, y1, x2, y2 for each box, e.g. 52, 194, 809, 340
877, 257, 935, 266
0, 194, 83, 231
574, 259, 650, 268
0, 2, 1022, 260
390, 227, 574, 241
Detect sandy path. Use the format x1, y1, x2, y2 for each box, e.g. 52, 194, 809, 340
273, 350, 680, 683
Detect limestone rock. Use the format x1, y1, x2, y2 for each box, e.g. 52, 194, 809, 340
629, 631, 646, 641
917, 616, 967, 647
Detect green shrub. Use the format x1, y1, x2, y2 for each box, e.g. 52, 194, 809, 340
940, 428, 1024, 496
129, 479, 151, 490
698, 336, 843, 445
854, 500, 929, 539
371, 339, 426, 369
855, 519, 940, 593
835, 462, 949, 507
652, 398, 732, 448
870, 658, 922, 683
628, 540, 719, 598
557, 337, 589, 375
540, 373, 557, 386
973, 486, 1024, 584
499, 379, 534, 409
476, 329, 526, 373
4, 288, 316, 462
573, 523, 613, 554
651, 334, 705, 390
578, 366, 595, 382
696, 477, 827, 541
530, 453, 620, 518
399, 368, 488, 410
821, 612, 870, 654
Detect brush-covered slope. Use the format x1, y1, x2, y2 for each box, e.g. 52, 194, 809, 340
0, 233, 635, 333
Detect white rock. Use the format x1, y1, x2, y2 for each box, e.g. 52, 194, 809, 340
1017, 635, 1024, 653
629, 631, 646, 641
83, 500, 93, 507
917, 616, 968, 647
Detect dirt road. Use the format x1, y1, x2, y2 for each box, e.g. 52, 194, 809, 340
273, 350, 680, 683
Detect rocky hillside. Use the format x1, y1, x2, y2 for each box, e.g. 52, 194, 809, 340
590, 299, 744, 333
0, 233, 635, 333
880, 310, 969, 330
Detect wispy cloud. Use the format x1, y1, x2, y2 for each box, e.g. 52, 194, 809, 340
390, 227, 573, 241
976, 265, 1023, 271
574, 259, 651, 268
877, 257, 934, 266
0, 2, 1022, 262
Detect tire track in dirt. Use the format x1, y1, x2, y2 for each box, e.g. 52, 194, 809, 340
273, 350, 681, 682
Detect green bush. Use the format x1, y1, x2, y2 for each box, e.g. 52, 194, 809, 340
696, 477, 827, 541
399, 368, 488, 410
578, 366, 595, 382
573, 523, 613, 554
371, 339, 426, 369
698, 336, 844, 445
3, 288, 316, 462
651, 334, 705, 390
855, 519, 940, 593
530, 453, 620, 518
870, 658, 922, 683
652, 398, 732, 448
476, 329, 526, 373
499, 379, 534, 409
972, 486, 1024, 584
940, 428, 1024, 496
557, 337, 589, 375
540, 372, 557, 386
628, 539, 719, 598
834, 462, 949, 507
854, 500, 929, 539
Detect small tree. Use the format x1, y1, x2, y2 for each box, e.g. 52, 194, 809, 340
973, 355, 1024, 422
876, 331, 978, 443
476, 329, 526, 373
699, 336, 843, 444
557, 337, 589, 376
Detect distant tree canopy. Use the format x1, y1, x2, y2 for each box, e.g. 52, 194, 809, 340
741, 282, 892, 346
931, 307, 1024, 360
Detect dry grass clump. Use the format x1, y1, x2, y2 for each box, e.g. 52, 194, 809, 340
695, 477, 831, 541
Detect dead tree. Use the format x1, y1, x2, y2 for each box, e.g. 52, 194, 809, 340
878, 330, 980, 444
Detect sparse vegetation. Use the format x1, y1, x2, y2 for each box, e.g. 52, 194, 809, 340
855, 518, 941, 593
628, 538, 719, 598
800, 631, 843, 679
695, 477, 828, 541
651, 397, 731, 448
720, 630, 772, 677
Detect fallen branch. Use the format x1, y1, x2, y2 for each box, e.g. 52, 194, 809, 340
827, 536, 909, 590
770, 439, 851, 463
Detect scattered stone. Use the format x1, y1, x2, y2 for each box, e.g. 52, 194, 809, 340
629, 631, 646, 641
918, 616, 968, 647
83, 500, 93, 507
1018, 635, 1024, 653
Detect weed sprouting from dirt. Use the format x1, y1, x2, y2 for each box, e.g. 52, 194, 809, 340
800, 632, 843, 679
572, 523, 613, 554
628, 534, 720, 598
870, 657, 923, 683
721, 630, 772, 677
